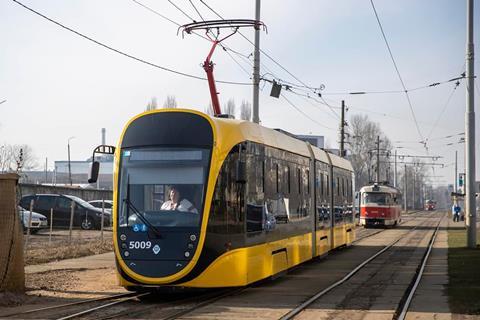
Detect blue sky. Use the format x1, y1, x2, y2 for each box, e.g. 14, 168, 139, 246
0, 0, 479, 184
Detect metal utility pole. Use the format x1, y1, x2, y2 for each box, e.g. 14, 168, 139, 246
394, 149, 398, 188
252, 0, 261, 124
412, 166, 416, 210
465, 0, 476, 248
404, 163, 408, 213
340, 100, 346, 157
44, 158, 48, 184
455, 150, 458, 193
376, 136, 380, 182
67, 136, 75, 186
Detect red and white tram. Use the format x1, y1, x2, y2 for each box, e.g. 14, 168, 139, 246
359, 184, 402, 227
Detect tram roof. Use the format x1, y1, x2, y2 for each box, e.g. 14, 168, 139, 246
209, 114, 353, 172
360, 184, 401, 193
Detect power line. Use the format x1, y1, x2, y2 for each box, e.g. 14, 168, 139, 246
322, 74, 465, 96
188, 0, 206, 22
167, 0, 196, 22
370, 0, 424, 143
280, 92, 335, 131
12, 0, 252, 86
425, 81, 461, 140
131, 0, 255, 83
198, 0, 337, 115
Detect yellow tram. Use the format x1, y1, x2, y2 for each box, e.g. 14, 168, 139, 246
89, 109, 355, 290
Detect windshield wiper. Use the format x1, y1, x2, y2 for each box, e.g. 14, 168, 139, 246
123, 198, 162, 239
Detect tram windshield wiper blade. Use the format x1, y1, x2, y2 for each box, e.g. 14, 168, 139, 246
122, 198, 162, 239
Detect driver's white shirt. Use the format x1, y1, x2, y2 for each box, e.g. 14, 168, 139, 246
161, 199, 198, 213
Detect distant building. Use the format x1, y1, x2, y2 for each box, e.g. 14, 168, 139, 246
295, 135, 325, 149
273, 129, 325, 149
54, 159, 113, 189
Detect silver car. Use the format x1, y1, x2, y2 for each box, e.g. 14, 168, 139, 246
18, 206, 48, 234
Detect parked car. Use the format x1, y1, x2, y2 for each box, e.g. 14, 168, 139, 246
18, 206, 48, 234
88, 200, 113, 214
19, 194, 111, 230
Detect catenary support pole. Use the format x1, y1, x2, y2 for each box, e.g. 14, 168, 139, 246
394, 149, 397, 187
404, 164, 408, 213
376, 136, 380, 183
455, 150, 458, 193
340, 100, 345, 157
465, 0, 476, 248
252, 0, 261, 124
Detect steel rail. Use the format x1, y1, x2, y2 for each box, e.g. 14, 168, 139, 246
1, 292, 135, 318
279, 211, 439, 320
54, 292, 150, 320
160, 287, 244, 320
395, 213, 445, 320
352, 209, 423, 244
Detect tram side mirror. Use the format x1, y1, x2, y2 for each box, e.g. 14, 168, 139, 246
236, 161, 246, 184
88, 161, 100, 183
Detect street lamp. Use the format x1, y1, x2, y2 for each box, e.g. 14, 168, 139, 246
67, 136, 75, 186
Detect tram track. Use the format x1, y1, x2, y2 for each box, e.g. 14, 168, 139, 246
278, 211, 443, 320
0, 292, 139, 319
394, 214, 444, 320
352, 209, 423, 244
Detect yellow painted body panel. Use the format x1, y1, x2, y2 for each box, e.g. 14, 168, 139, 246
111, 109, 355, 288
315, 229, 330, 256
181, 232, 313, 288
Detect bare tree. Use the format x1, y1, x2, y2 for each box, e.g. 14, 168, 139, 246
145, 97, 158, 111
0, 144, 38, 173
224, 98, 236, 118
239, 100, 252, 121
204, 102, 214, 116
163, 95, 177, 108
348, 114, 392, 190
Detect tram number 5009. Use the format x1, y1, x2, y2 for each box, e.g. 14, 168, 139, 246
129, 241, 152, 250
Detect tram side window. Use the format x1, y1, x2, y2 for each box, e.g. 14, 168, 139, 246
286, 165, 291, 194
320, 171, 324, 197
337, 177, 340, 196
297, 168, 301, 194
276, 163, 280, 193
326, 174, 330, 197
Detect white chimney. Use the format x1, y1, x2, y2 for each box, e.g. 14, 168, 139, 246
101, 128, 106, 145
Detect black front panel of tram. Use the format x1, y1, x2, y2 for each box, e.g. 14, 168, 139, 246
117, 227, 199, 278
121, 112, 213, 149
117, 111, 213, 279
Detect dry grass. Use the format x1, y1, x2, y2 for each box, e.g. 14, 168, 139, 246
448, 226, 480, 314
24, 237, 113, 265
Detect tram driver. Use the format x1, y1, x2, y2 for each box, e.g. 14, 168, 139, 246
161, 186, 198, 213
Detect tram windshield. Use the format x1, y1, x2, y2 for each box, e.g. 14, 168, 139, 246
362, 192, 390, 205
118, 147, 210, 228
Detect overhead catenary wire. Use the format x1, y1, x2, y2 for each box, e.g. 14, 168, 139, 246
131, 0, 255, 82
12, 0, 252, 86
167, 0, 196, 22
425, 81, 461, 140
198, 0, 340, 117
321, 74, 466, 96
280, 92, 335, 131
370, 0, 424, 144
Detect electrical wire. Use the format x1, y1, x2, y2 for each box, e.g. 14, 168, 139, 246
370, 0, 424, 143
198, 0, 338, 116
285, 87, 342, 122
12, 0, 253, 86
425, 81, 461, 140
131, 0, 255, 83
167, 0, 196, 22
321, 74, 465, 96
188, 0, 206, 22
280, 92, 335, 130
